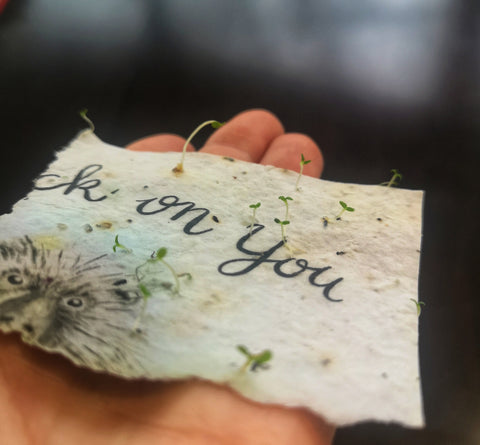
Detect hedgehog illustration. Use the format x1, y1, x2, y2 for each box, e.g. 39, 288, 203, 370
0, 236, 147, 374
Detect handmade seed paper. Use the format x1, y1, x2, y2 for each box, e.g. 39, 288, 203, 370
0, 130, 424, 427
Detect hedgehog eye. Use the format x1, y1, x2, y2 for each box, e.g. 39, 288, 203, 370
66, 297, 84, 308
7, 274, 23, 285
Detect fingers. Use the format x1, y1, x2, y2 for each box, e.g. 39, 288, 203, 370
200, 109, 285, 162
124, 109, 324, 178
126, 134, 195, 153
260, 133, 324, 178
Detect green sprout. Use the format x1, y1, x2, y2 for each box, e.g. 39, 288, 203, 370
248, 202, 261, 236
276, 196, 294, 254
278, 196, 293, 220
173, 120, 225, 174
274, 218, 290, 248
148, 247, 180, 293
135, 247, 184, 295
237, 345, 272, 372
336, 201, 355, 220
410, 299, 426, 316
381, 169, 403, 187
112, 234, 131, 253
79, 108, 95, 132
295, 153, 312, 191
132, 247, 189, 331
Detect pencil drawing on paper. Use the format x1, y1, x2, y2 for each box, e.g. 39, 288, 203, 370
0, 236, 145, 371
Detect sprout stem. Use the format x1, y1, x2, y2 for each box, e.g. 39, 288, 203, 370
112, 234, 131, 253
381, 169, 403, 187
79, 109, 95, 132
295, 154, 311, 191
335, 201, 355, 219
173, 120, 224, 173
248, 203, 261, 236
280, 223, 287, 244
160, 259, 180, 293
237, 345, 272, 372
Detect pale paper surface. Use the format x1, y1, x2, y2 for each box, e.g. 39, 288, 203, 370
0, 131, 424, 427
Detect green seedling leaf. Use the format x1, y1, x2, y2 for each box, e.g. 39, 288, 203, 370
237, 345, 273, 372
156, 247, 167, 260
296, 154, 312, 191
255, 350, 272, 364
336, 201, 355, 219
113, 235, 119, 252
237, 345, 250, 357
300, 153, 312, 165
211, 121, 225, 129
391, 169, 403, 180
248, 203, 261, 235
381, 169, 403, 187
112, 234, 131, 253
410, 299, 426, 316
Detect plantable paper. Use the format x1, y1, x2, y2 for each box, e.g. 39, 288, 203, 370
0, 131, 424, 427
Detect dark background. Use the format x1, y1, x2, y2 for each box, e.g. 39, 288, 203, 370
1, 1, 479, 444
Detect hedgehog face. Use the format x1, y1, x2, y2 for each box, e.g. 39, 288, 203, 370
0, 237, 143, 371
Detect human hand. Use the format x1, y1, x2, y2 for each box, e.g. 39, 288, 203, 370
0, 109, 334, 445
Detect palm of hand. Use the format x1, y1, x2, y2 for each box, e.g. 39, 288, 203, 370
0, 110, 334, 445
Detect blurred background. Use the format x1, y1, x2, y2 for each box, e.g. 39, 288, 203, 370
0, 1, 478, 444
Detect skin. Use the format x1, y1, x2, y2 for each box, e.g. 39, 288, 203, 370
0, 109, 334, 444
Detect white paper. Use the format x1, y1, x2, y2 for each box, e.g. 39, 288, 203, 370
0, 131, 424, 427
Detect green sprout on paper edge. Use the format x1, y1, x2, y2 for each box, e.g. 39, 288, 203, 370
410, 299, 426, 317
336, 201, 355, 220
112, 235, 132, 253
381, 169, 403, 187
79, 108, 95, 132
295, 153, 312, 191
237, 345, 273, 372
248, 202, 261, 236
173, 120, 224, 174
